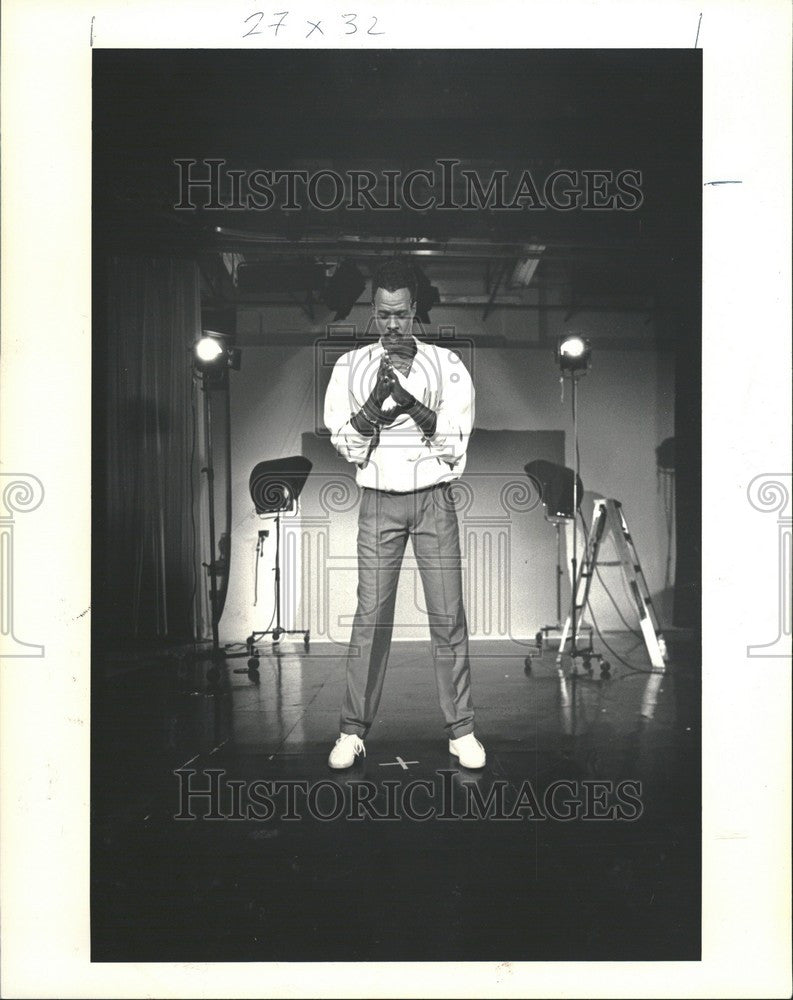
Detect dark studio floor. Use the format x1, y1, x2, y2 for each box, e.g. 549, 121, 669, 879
91, 632, 701, 963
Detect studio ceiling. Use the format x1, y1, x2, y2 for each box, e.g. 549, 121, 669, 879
94, 50, 700, 249
94, 49, 700, 327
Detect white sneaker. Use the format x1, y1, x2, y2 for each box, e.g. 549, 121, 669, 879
449, 733, 486, 769
328, 732, 366, 770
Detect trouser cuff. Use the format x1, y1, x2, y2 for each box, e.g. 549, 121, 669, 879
448, 722, 475, 740
340, 725, 367, 738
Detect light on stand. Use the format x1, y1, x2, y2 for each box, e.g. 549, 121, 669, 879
195, 336, 225, 364
193, 330, 241, 373
557, 335, 592, 374
523, 460, 585, 675
192, 329, 241, 678
243, 457, 313, 672
556, 333, 594, 677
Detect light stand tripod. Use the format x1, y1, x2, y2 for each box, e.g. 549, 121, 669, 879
554, 336, 607, 678
569, 369, 582, 671
198, 365, 233, 676
550, 521, 565, 634
523, 459, 586, 674
192, 331, 246, 682
245, 502, 310, 670
244, 456, 313, 672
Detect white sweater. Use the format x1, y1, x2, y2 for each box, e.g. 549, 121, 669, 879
323, 337, 475, 492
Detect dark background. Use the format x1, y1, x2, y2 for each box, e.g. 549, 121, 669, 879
91, 50, 701, 963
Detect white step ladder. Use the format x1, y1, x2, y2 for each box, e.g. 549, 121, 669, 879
557, 498, 668, 672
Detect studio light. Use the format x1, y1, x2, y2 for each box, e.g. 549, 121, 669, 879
323, 259, 366, 321
557, 334, 592, 375
509, 244, 545, 287
413, 262, 440, 324
244, 457, 313, 667
193, 327, 241, 670
196, 336, 225, 363
553, 331, 595, 676
193, 331, 241, 372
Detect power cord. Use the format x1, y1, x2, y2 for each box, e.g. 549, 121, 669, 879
585, 599, 652, 674
577, 510, 643, 639
561, 384, 655, 676
249, 531, 279, 641
576, 510, 649, 672
221, 572, 278, 656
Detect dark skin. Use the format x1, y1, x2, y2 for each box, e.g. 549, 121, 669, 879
349, 286, 437, 437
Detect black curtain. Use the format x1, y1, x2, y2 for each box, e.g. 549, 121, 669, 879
95, 256, 202, 644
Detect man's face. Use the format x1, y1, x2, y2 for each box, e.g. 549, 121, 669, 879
373, 286, 415, 350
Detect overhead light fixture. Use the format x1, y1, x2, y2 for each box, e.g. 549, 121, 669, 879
556, 334, 592, 375
412, 237, 437, 256
413, 262, 440, 324
221, 252, 244, 287
510, 244, 546, 287
237, 260, 326, 296
323, 259, 366, 321
194, 330, 241, 372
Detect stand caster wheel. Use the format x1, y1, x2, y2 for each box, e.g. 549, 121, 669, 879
247, 657, 260, 671
524, 656, 532, 675
303, 633, 310, 651
600, 660, 611, 677
535, 631, 543, 648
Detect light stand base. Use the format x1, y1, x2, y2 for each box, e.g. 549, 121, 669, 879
525, 520, 570, 674
244, 628, 311, 672
244, 508, 310, 671
524, 626, 558, 674
563, 647, 611, 679
525, 623, 604, 675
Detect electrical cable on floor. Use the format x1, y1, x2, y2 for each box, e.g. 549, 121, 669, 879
597, 565, 644, 639
586, 599, 651, 674
253, 531, 261, 605
575, 509, 649, 672
220, 512, 285, 658
622, 635, 647, 654
577, 510, 643, 639
231, 552, 279, 657
262, 573, 279, 637
220, 549, 281, 657
562, 394, 659, 679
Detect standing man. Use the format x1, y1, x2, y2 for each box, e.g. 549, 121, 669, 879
323, 257, 485, 770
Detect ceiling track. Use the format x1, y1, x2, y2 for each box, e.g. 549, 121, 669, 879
206, 229, 660, 262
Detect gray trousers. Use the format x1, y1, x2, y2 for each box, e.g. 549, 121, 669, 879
340, 482, 476, 739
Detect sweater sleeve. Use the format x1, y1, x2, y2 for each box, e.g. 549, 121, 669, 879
423, 351, 475, 466
323, 353, 374, 465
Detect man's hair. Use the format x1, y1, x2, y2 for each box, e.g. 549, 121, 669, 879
371, 256, 418, 304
